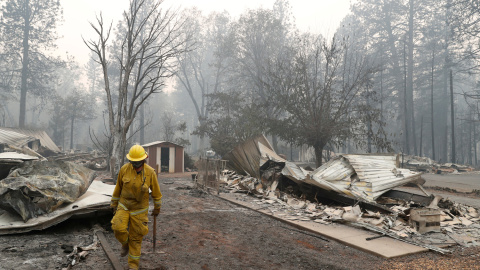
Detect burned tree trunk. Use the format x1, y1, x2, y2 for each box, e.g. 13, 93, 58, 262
450, 70, 455, 163
431, 49, 436, 160
19, 0, 30, 128
407, 0, 417, 156
403, 40, 410, 154
314, 143, 325, 167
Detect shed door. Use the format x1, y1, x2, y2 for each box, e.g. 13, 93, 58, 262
169, 146, 175, 173
161, 147, 169, 172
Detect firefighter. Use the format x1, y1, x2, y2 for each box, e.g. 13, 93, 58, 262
110, 144, 162, 270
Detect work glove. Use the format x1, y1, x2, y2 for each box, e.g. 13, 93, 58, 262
152, 208, 160, 216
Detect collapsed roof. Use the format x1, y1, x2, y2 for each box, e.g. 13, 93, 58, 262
0, 127, 60, 153
0, 128, 39, 150
223, 134, 275, 179
223, 135, 423, 202
0, 181, 113, 235
0, 160, 96, 222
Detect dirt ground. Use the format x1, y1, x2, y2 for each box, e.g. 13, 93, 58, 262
1, 173, 480, 270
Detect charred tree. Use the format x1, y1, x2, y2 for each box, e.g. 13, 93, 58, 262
85, 0, 191, 179
431, 49, 436, 160
450, 70, 455, 163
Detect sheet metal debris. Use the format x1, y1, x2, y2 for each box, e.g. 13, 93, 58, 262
0, 127, 60, 153
0, 128, 39, 149
403, 155, 476, 173
222, 178, 480, 253
0, 160, 96, 221
219, 135, 480, 253
223, 135, 422, 202
223, 134, 276, 178
0, 152, 39, 161
307, 154, 423, 201
0, 181, 113, 235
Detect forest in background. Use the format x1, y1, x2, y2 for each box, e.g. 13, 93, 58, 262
0, 0, 479, 168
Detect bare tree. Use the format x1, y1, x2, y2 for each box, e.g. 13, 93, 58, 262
160, 111, 189, 146
84, 0, 190, 178
161, 111, 176, 142
174, 9, 234, 154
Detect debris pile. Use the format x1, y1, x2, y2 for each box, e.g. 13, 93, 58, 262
60, 231, 100, 270
403, 155, 476, 173
54, 151, 108, 171
217, 135, 480, 252
224, 174, 480, 251
0, 160, 96, 221
0, 127, 108, 173
0, 127, 61, 158
0, 127, 114, 234
222, 135, 423, 202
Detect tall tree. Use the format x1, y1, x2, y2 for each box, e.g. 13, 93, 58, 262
407, 0, 418, 155
352, 0, 410, 153
195, 90, 264, 157
85, 0, 190, 178
0, 0, 63, 127
65, 89, 96, 150
232, 4, 294, 151
265, 35, 391, 166
160, 111, 189, 146
174, 9, 233, 154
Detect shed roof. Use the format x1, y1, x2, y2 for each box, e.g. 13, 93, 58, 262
142, 141, 184, 148
0, 128, 60, 152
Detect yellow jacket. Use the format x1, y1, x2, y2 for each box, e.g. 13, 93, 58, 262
111, 163, 162, 212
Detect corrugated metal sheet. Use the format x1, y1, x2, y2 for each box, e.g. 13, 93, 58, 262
223, 136, 422, 202
257, 142, 306, 183
0, 128, 60, 152
0, 152, 39, 160
0, 129, 37, 148
223, 134, 274, 178
306, 154, 422, 201
305, 156, 356, 195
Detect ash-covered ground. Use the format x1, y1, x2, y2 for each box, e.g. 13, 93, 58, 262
1, 173, 480, 270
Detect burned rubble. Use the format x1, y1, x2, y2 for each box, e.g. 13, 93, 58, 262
218, 135, 480, 254
0, 160, 96, 221
402, 155, 476, 174
0, 128, 113, 235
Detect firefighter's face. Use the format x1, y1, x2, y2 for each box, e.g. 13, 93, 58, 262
130, 160, 144, 168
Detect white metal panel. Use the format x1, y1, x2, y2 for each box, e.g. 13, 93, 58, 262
156, 147, 161, 172
0, 152, 39, 160
302, 154, 422, 202
181, 147, 185, 173
169, 146, 175, 173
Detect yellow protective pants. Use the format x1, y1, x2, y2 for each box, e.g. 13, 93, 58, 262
111, 207, 149, 269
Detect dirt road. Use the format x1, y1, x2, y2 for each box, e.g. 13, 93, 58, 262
423, 172, 480, 192
1, 174, 480, 270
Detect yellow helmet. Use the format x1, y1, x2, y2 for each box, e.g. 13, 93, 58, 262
126, 145, 148, 161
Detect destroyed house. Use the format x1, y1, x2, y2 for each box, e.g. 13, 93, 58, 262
0, 128, 41, 151
0, 127, 60, 153
223, 135, 423, 202
142, 141, 184, 173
